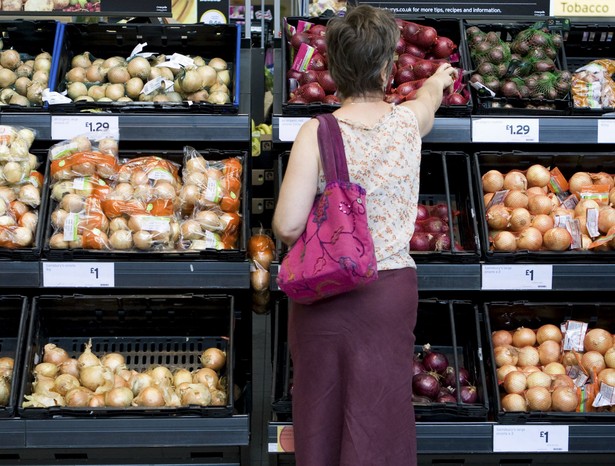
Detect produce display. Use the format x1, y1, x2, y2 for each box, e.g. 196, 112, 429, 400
481, 164, 615, 252
0, 357, 14, 407
284, 19, 468, 108
467, 24, 571, 110
0, 48, 52, 107
413, 344, 478, 405
61, 51, 231, 105
22, 341, 228, 408
571, 59, 615, 110
47, 136, 242, 252
0, 126, 43, 250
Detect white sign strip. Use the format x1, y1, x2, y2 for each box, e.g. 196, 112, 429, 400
52, 115, 120, 140
482, 264, 553, 290
473, 118, 539, 143
43, 262, 115, 288
493, 425, 569, 452
597, 119, 615, 144
278, 117, 310, 142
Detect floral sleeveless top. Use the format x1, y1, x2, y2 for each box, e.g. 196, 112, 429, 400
317, 104, 421, 270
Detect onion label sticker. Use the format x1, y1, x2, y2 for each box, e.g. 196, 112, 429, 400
482, 264, 553, 290
278, 117, 310, 142
473, 118, 539, 143
43, 262, 114, 288
493, 425, 569, 452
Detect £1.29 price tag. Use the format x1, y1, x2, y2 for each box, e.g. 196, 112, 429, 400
493, 425, 569, 452
52, 115, 120, 140
278, 117, 310, 142
472, 118, 539, 143
482, 264, 553, 290
43, 262, 115, 288
598, 119, 615, 143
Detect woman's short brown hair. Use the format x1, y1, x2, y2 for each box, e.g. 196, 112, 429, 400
326, 5, 399, 99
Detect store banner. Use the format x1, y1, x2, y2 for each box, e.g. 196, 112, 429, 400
359, 0, 550, 17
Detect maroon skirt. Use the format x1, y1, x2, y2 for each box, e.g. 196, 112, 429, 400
288, 267, 418, 466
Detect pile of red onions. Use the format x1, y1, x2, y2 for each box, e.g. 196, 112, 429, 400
410, 203, 456, 252
412, 344, 477, 404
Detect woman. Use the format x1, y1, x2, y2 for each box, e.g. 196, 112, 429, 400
272, 5, 457, 466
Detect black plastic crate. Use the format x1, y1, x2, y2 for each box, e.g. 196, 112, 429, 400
0, 149, 49, 261
51, 22, 240, 114
0, 296, 28, 418
464, 20, 571, 116
0, 20, 61, 112
413, 151, 480, 262
18, 294, 234, 419
271, 297, 291, 420
281, 16, 471, 117
564, 23, 615, 115
484, 300, 615, 423
474, 151, 615, 262
413, 299, 489, 422
41, 148, 249, 261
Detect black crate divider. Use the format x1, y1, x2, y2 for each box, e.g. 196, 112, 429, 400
51, 22, 240, 114
0, 296, 28, 418
464, 19, 571, 116
483, 300, 615, 424
18, 294, 235, 419
474, 150, 615, 263
270, 298, 489, 422
0, 150, 49, 261
564, 22, 615, 116
40, 148, 249, 261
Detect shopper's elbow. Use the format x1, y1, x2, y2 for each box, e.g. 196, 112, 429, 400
272, 218, 302, 247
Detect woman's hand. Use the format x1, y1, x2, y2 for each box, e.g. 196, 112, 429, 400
427, 63, 458, 94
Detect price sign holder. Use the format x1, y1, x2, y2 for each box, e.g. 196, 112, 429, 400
598, 120, 615, 144
482, 264, 553, 290
52, 115, 120, 141
43, 262, 115, 288
493, 425, 569, 452
472, 118, 540, 143
278, 117, 310, 142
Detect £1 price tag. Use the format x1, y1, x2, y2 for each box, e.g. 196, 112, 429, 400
473, 118, 539, 143
493, 425, 569, 452
43, 262, 115, 288
278, 117, 310, 142
597, 119, 615, 143
482, 264, 552, 290
52, 115, 120, 140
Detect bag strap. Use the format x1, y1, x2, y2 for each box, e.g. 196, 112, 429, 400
315, 113, 349, 183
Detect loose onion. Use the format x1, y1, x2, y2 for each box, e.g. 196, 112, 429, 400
504, 191, 529, 209
34, 362, 58, 378
80, 365, 112, 392
551, 374, 575, 390
501, 393, 527, 412
33, 376, 55, 394
582, 350, 606, 375
561, 351, 579, 367
525, 386, 552, 411
526, 370, 552, 389
569, 172, 593, 196
486, 205, 511, 230
492, 330, 513, 347
173, 369, 193, 388
52, 373, 80, 396
148, 366, 173, 387
574, 199, 600, 218
179, 383, 212, 406
592, 171, 615, 189
526, 186, 548, 197
521, 365, 541, 376
101, 353, 126, 373
496, 364, 518, 382
509, 208, 531, 231
516, 227, 543, 251
247, 234, 275, 257
551, 386, 578, 412
193, 367, 219, 390
528, 194, 553, 215
503, 171, 527, 191
598, 368, 615, 387
88, 393, 105, 407
130, 372, 154, 396
543, 227, 572, 251
200, 347, 226, 371
543, 362, 566, 376
494, 345, 518, 367
604, 347, 615, 368
503, 371, 527, 394
105, 387, 134, 407
133, 386, 165, 407
526, 164, 551, 188
43, 343, 69, 365
584, 328, 613, 355
65, 387, 92, 407
513, 327, 537, 347
78, 340, 100, 368
493, 231, 517, 251
517, 346, 540, 367
484, 193, 494, 206
537, 324, 563, 344
598, 207, 615, 234
538, 340, 561, 365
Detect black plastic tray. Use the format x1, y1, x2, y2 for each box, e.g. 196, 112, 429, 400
412, 151, 480, 263
41, 148, 249, 261
18, 294, 234, 419
413, 299, 489, 422
270, 297, 292, 420
474, 151, 615, 262
51, 22, 240, 114
0, 149, 49, 261
464, 20, 571, 116
484, 300, 615, 423
564, 23, 615, 116
0, 20, 60, 112
0, 296, 28, 418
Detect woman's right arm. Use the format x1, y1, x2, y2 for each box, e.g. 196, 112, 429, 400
401, 63, 457, 137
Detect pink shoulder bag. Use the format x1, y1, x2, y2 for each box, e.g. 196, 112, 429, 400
277, 113, 378, 305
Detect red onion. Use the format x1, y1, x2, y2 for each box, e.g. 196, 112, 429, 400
413, 357, 426, 376
323, 95, 340, 105
437, 393, 457, 403
430, 233, 451, 251
412, 372, 440, 399
410, 232, 432, 251
307, 53, 327, 71
416, 204, 429, 221
431, 203, 449, 219
310, 37, 327, 55
316, 70, 337, 94
460, 385, 478, 404
287, 69, 303, 81
423, 350, 449, 374
298, 70, 319, 86
290, 32, 310, 50
307, 24, 327, 37
443, 366, 472, 387
422, 217, 445, 234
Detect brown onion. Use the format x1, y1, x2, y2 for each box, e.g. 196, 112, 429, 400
591, 172, 614, 189
200, 347, 226, 371
148, 366, 173, 387
525, 386, 552, 411
503, 171, 528, 191
105, 387, 134, 407
130, 372, 154, 396
101, 353, 126, 373
78, 340, 100, 368
483, 170, 505, 192
582, 351, 606, 375
493, 231, 517, 251
504, 191, 528, 209
133, 386, 165, 407
501, 393, 527, 412
543, 227, 572, 251
531, 214, 554, 235
551, 374, 575, 390
551, 386, 578, 412
562, 351, 579, 367
537, 324, 563, 344
517, 346, 540, 367
509, 208, 531, 231
528, 195, 553, 215
33, 376, 55, 394
538, 340, 561, 365
526, 165, 551, 188
494, 345, 519, 367
575, 199, 600, 218
585, 328, 613, 355
496, 364, 518, 382
526, 370, 552, 389
486, 205, 511, 230
52, 373, 80, 396
526, 186, 548, 197
521, 365, 541, 375
173, 369, 193, 388
210, 389, 227, 406
179, 383, 211, 406
65, 387, 92, 407
569, 172, 593, 196
598, 367, 615, 387
43, 343, 69, 365
34, 362, 58, 378
503, 371, 527, 394
513, 327, 537, 347
192, 367, 219, 390
516, 227, 543, 251
88, 393, 105, 407
80, 365, 112, 392
543, 362, 566, 376
604, 347, 615, 368
598, 207, 615, 234
492, 330, 513, 347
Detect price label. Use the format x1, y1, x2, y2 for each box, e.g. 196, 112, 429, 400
268, 425, 295, 453
493, 425, 569, 452
43, 262, 115, 288
482, 264, 552, 290
597, 120, 615, 143
52, 115, 120, 140
278, 117, 310, 142
472, 118, 539, 143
